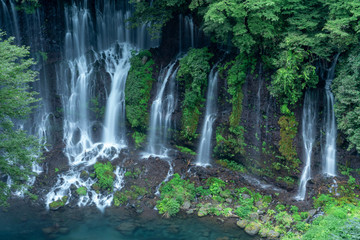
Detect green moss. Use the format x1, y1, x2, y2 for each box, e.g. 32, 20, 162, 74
76, 186, 87, 196
175, 145, 196, 155
94, 162, 115, 191
132, 131, 146, 149
177, 48, 213, 140
125, 50, 155, 131
216, 159, 245, 172
49, 196, 68, 210
278, 115, 299, 171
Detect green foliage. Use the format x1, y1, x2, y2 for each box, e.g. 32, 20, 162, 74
49, 196, 68, 210
157, 173, 196, 217
333, 48, 360, 152
94, 162, 114, 191
157, 197, 181, 217
128, 0, 186, 38
76, 187, 87, 196
313, 194, 333, 208
175, 145, 196, 155
215, 159, 245, 172
132, 131, 146, 149
278, 115, 299, 170
113, 185, 148, 207
214, 126, 246, 158
223, 54, 256, 127
124, 168, 142, 179
16, 0, 40, 14
290, 205, 299, 213
202, 0, 280, 53
275, 204, 286, 212
125, 50, 155, 131
0, 32, 42, 207
270, 49, 318, 106
177, 48, 213, 140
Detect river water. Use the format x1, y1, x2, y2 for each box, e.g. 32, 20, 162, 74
0, 201, 255, 240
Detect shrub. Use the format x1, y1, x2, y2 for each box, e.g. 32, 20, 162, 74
156, 174, 195, 217
94, 162, 115, 190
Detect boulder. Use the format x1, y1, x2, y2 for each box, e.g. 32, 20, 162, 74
267, 230, 280, 239
259, 228, 269, 238
198, 207, 208, 217
236, 219, 248, 229
181, 200, 191, 210
249, 212, 259, 221
244, 222, 261, 236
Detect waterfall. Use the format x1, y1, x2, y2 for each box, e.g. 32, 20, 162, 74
296, 90, 318, 201
47, 0, 157, 211
102, 45, 131, 146
322, 53, 340, 176
178, 15, 197, 54
196, 66, 219, 166
145, 62, 178, 157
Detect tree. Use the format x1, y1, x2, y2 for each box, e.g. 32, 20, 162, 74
333, 47, 360, 152
0, 32, 41, 206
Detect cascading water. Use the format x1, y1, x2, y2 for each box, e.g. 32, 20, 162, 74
178, 15, 197, 54
196, 66, 219, 166
296, 90, 318, 201
145, 62, 178, 157
322, 53, 340, 176
102, 45, 131, 146
47, 0, 157, 211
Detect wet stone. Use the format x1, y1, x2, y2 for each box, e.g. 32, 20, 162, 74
236, 219, 248, 229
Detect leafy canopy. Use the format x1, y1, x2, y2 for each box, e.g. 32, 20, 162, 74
0, 32, 41, 206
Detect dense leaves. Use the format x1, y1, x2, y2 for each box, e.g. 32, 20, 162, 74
125, 50, 155, 131
333, 48, 360, 152
177, 47, 213, 140
0, 32, 41, 206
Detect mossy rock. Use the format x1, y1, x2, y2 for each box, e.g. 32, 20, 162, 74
259, 228, 269, 238
76, 186, 87, 196
198, 206, 208, 217
244, 222, 261, 236
267, 230, 280, 239
49, 196, 68, 210
236, 219, 248, 229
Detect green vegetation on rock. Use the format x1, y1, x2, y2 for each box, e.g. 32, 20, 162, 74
125, 50, 155, 131
76, 187, 87, 196
94, 162, 115, 191
177, 47, 213, 141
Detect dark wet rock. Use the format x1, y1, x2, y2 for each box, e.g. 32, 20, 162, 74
80, 170, 89, 180
236, 219, 248, 228
244, 222, 260, 236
